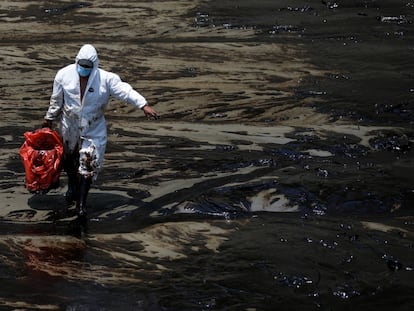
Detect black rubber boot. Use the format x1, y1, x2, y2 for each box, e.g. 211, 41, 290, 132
63, 153, 80, 204
77, 176, 92, 218
65, 173, 79, 204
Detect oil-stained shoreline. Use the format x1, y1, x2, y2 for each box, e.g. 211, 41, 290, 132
0, 1, 413, 310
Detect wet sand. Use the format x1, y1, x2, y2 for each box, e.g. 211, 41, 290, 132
0, 0, 413, 310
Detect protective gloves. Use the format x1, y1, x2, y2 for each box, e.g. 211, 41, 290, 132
42, 119, 53, 129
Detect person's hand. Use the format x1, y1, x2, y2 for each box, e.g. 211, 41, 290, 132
142, 105, 159, 120
42, 119, 53, 128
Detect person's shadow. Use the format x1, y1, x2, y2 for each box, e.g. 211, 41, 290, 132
26, 191, 150, 236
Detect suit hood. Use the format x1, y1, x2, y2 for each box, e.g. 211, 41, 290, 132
75, 44, 99, 68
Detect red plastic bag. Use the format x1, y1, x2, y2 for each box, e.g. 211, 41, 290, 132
19, 128, 64, 193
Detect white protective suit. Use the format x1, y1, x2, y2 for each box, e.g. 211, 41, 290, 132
45, 44, 147, 178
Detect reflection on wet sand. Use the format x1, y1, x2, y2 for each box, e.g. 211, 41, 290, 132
0, 221, 234, 283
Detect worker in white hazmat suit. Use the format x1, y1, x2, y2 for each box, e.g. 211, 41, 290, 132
43, 44, 158, 217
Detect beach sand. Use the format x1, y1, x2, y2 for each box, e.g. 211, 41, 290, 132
0, 2, 413, 309
1, 0, 413, 221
